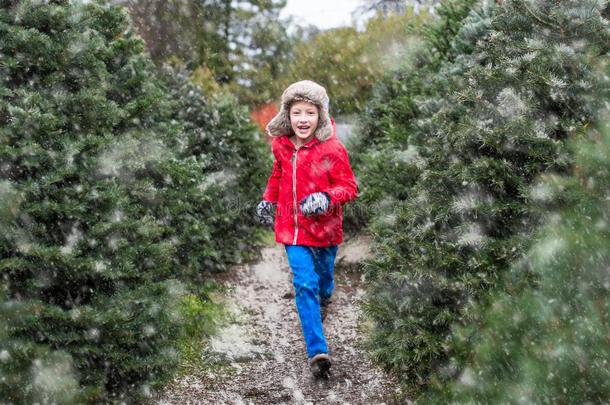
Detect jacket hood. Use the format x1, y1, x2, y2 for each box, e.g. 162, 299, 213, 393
266, 80, 332, 142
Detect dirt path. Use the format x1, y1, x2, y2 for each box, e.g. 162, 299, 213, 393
155, 236, 404, 404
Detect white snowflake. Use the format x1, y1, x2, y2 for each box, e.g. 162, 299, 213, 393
143, 325, 156, 337
457, 223, 485, 248
0, 350, 10, 362
60, 225, 82, 255
31, 354, 78, 403
530, 182, 554, 202
111, 209, 124, 223
393, 144, 421, 166
459, 368, 475, 387
533, 237, 565, 265
496, 87, 527, 119
94, 261, 107, 272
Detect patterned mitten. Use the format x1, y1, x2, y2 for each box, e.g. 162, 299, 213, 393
256, 200, 276, 226
299, 192, 330, 216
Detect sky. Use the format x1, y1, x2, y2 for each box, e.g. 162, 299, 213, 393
280, 0, 370, 30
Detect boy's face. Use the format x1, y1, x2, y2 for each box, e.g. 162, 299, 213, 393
290, 101, 319, 141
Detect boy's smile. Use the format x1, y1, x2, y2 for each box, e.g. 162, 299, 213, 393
290, 100, 319, 146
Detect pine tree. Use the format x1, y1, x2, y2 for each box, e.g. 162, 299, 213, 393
346, 0, 478, 231
0, 0, 268, 402
360, 0, 610, 394
426, 119, 610, 403
160, 65, 270, 277
0, 2, 181, 401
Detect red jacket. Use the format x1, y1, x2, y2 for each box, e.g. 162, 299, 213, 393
262, 122, 359, 247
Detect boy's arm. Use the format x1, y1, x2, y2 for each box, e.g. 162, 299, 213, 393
262, 155, 281, 203
323, 143, 359, 206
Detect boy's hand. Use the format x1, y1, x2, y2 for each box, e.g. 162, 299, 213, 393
256, 200, 275, 226
299, 192, 330, 216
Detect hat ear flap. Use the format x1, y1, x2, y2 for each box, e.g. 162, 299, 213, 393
314, 108, 332, 141
266, 104, 291, 136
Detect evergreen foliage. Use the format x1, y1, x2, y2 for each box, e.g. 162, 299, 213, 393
359, 0, 610, 395
426, 120, 610, 403
161, 66, 270, 278
345, 0, 477, 231
0, 0, 267, 402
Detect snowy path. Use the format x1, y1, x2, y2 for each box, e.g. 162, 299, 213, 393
154, 235, 404, 404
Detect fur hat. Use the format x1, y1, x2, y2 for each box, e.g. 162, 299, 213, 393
266, 80, 332, 141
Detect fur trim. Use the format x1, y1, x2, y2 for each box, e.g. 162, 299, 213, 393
266, 80, 332, 142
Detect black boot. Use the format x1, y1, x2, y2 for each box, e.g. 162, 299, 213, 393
309, 353, 332, 378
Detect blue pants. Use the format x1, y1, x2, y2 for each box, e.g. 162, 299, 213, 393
284, 244, 339, 358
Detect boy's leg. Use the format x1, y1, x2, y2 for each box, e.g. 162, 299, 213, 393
312, 245, 339, 303
284, 245, 328, 358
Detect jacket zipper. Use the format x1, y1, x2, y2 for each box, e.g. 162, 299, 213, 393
291, 148, 299, 245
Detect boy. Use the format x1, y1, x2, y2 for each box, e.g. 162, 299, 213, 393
256, 80, 359, 378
